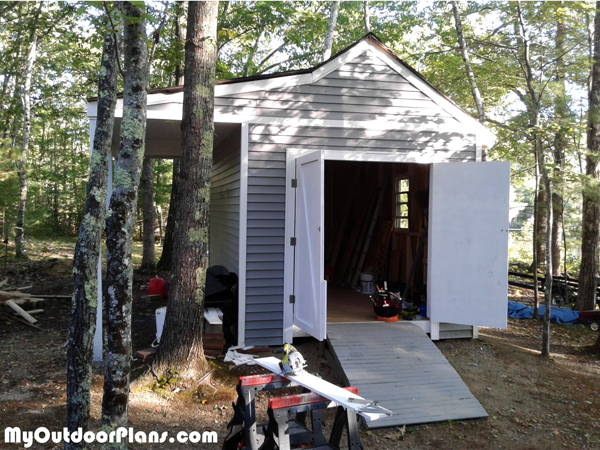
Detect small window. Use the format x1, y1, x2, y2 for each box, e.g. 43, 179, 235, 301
394, 177, 409, 230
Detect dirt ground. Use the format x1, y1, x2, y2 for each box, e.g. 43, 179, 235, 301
1, 250, 600, 449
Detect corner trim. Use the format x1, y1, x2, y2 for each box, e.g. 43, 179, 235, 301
237, 123, 249, 347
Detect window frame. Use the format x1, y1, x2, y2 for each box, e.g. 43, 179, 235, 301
394, 175, 410, 231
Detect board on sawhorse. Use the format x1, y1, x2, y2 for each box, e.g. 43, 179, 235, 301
254, 357, 393, 422
262, 388, 361, 450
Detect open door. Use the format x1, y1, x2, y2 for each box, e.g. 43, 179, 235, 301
293, 151, 327, 340
428, 161, 510, 329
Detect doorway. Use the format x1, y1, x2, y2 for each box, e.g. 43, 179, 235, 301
324, 160, 431, 324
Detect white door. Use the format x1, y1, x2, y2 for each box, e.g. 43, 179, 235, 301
427, 161, 510, 329
293, 151, 327, 340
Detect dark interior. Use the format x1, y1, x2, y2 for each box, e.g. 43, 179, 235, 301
324, 160, 431, 321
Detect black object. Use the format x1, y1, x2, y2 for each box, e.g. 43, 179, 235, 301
205, 265, 239, 349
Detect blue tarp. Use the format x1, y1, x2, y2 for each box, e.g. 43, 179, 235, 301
508, 301, 580, 324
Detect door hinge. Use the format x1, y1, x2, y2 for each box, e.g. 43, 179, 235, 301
290, 237, 296, 246
291, 178, 297, 188
289, 295, 296, 304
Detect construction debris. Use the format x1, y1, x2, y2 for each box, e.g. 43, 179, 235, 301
5, 300, 37, 324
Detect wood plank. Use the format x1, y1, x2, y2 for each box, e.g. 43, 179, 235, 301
5, 300, 38, 324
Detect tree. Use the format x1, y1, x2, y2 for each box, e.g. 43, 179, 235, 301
322, 1, 340, 61
579, 1, 600, 313
140, 157, 155, 272
152, 0, 218, 383
451, 1, 485, 125
15, 1, 42, 257
102, 0, 147, 436
156, 160, 179, 271
66, 16, 118, 450
363, 1, 371, 34
552, 9, 568, 276
156, 2, 186, 271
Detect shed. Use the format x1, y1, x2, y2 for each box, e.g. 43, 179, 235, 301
87, 33, 509, 350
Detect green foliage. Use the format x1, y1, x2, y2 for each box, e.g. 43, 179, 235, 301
0, 1, 596, 274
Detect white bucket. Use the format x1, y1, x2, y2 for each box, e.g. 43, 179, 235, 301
155, 307, 167, 346
359, 272, 374, 282
361, 281, 375, 295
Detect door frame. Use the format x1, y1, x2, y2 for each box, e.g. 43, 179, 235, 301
283, 149, 441, 343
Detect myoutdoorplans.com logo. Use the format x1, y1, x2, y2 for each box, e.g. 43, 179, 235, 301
4, 427, 218, 448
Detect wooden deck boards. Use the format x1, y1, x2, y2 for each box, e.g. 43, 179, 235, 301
327, 322, 487, 428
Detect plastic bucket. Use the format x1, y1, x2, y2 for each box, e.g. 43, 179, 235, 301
155, 307, 167, 345
361, 281, 375, 294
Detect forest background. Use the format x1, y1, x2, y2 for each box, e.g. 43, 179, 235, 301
0, 0, 594, 278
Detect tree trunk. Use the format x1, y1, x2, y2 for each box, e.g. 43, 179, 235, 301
363, 1, 371, 34
451, 1, 485, 125
152, 0, 218, 382
141, 157, 156, 272
535, 188, 547, 271
15, 1, 42, 258
156, 1, 185, 270
532, 156, 540, 319
539, 131, 553, 357
174, 1, 186, 87
322, 1, 340, 61
552, 10, 568, 277
102, 1, 147, 439
156, 160, 180, 271
578, 1, 600, 313
66, 27, 118, 450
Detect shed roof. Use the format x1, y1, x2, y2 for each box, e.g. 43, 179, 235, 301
87, 33, 495, 147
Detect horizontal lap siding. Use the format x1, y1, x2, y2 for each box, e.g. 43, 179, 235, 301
210, 128, 241, 275
221, 51, 476, 346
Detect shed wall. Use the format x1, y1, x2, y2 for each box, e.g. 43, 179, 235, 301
216, 51, 478, 346
209, 127, 241, 275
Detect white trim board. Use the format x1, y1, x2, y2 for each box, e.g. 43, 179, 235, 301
237, 123, 249, 347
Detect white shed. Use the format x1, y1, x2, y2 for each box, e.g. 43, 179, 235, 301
87, 34, 509, 350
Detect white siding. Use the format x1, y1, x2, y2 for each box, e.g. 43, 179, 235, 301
210, 127, 241, 275
217, 51, 478, 346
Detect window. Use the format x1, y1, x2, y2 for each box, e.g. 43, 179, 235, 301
394, 177, 409, 230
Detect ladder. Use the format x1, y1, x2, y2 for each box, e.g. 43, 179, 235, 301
345, 186, 384, 289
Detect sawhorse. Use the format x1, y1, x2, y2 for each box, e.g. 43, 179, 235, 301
222, 374, 298, 450
262, 388, 362, 450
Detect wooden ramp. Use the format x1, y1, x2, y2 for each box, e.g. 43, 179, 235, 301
327, 322, 488, 428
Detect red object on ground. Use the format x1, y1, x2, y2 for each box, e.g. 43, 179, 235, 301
376, 315, 399, 322
148, 276, 165, 297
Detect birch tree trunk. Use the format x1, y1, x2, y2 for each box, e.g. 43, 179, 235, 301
578, 1, 600, 313
66, 27, 118, 450
451, 1, 485, 125
141, 157, 155, 272
322, 1, 340, 61
152, 0, 218, 382
102, 2, 147, 440
363, 1, 371, 34
15, 1, 42, 258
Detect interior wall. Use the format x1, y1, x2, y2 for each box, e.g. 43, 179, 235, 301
324, 161, 430, 299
